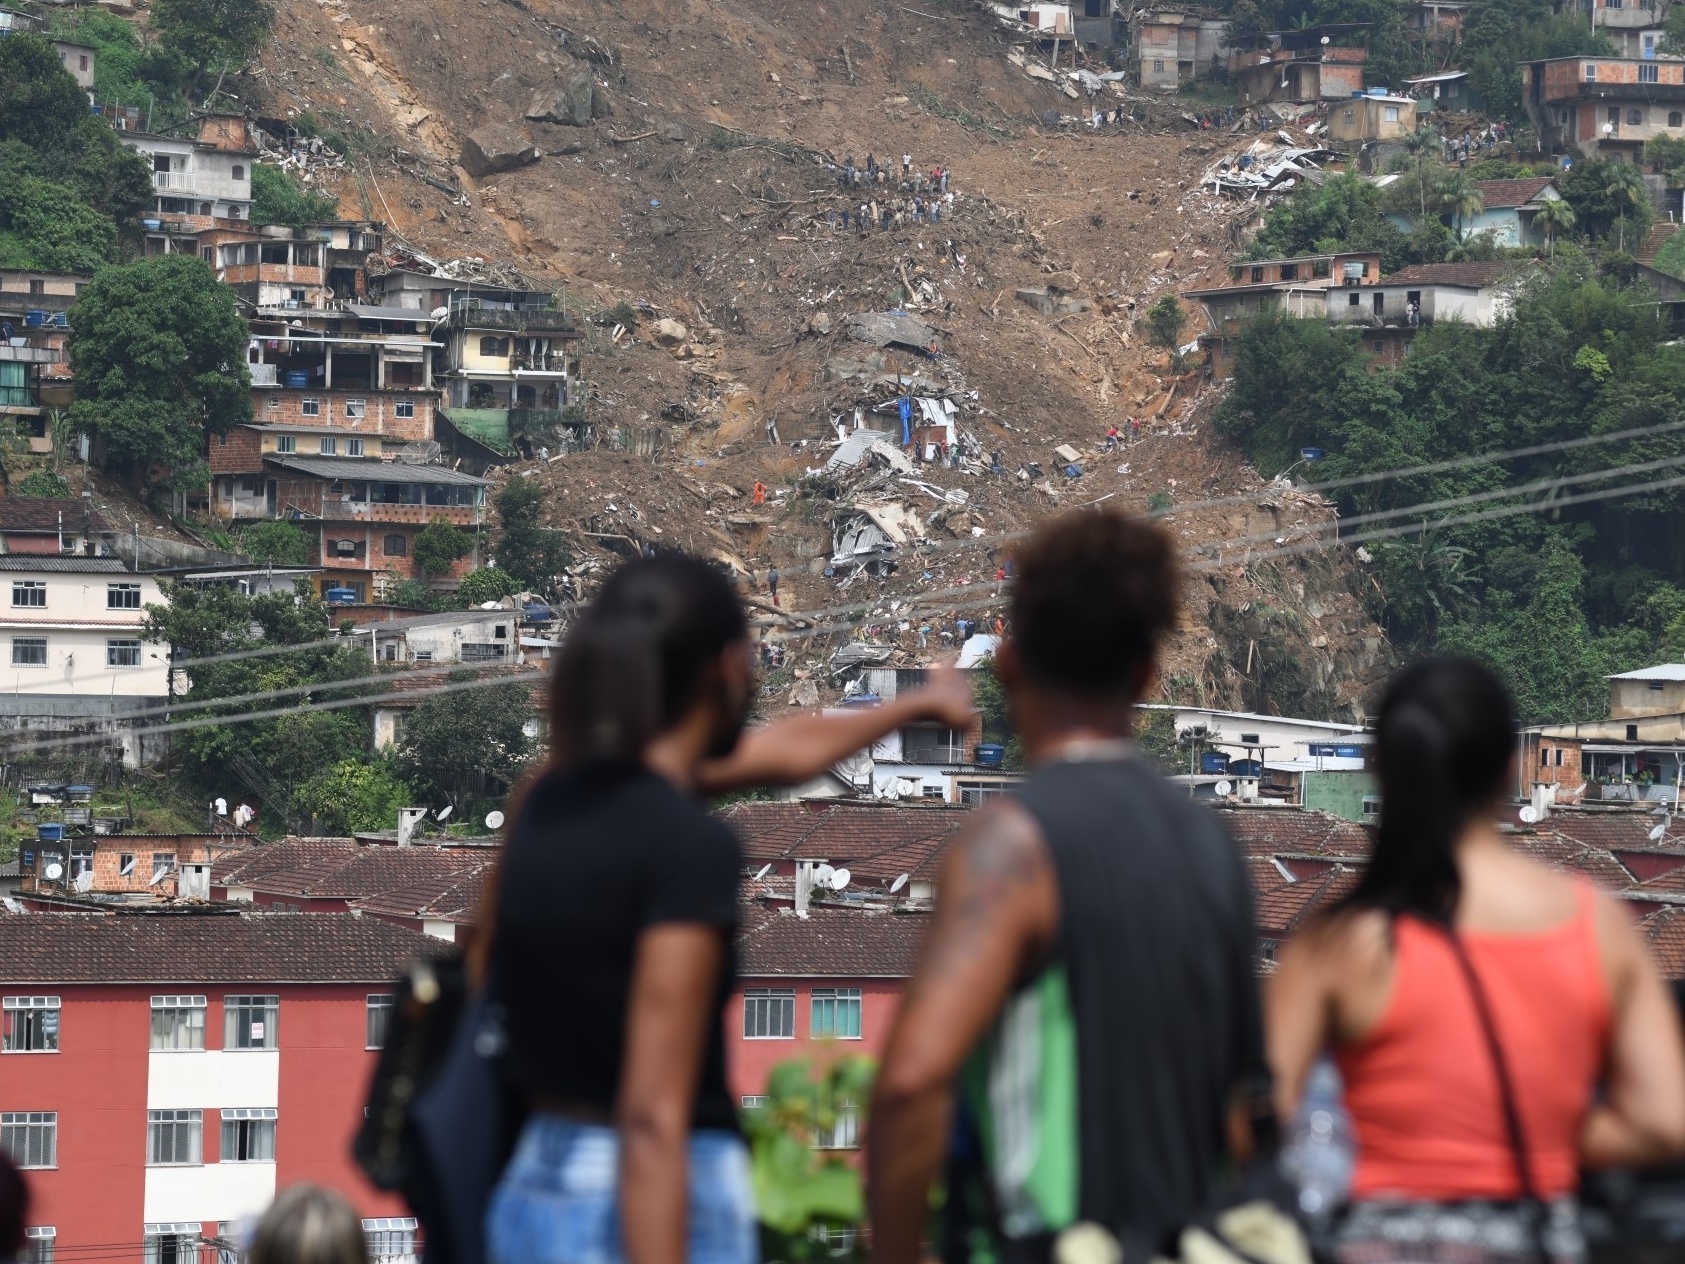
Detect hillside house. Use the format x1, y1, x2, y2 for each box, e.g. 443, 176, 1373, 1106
54, 40, 94, 90
1524, 55, 1685, 161
1523, 664, 1685, 806
431, 287, 582, 459
1184, 251, 1381, 374
1555, 0, 1669, 59
1403, 69, 1484, 114
120, 131, 256, 223
1327, 261, 1527, 363
1131, 8, 1230, 87
0, 499, 115, 557
1230, 32, 1367, 104
1327, 94, 1419, 145
1469, 177, 1566, 247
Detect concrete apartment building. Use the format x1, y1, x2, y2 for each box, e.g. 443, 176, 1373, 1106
1184, 251, 1382, 375
0, 911, 428, 1264
1131, 8, 1230, 88
1524, 55, 1685, 160
121, 130, 257, 223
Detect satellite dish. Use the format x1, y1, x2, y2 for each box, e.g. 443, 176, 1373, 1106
436, 805, 453, 823
1519, 805, 1539, 825
43, 862, 63, 881
830, 867, 852, 892
1214, 780, 1233, 798
485, 810, 506, 830
752, 863, 772, 881
1651, 823, 1668, 841
813, 863, 836, 888
890, 873, 909, 893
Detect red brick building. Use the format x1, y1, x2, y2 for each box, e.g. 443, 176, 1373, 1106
0, 910, 431, 1263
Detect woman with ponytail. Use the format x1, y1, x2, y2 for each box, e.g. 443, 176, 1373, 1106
1268, 657, 1685, 1263
483, 554, 974, 1264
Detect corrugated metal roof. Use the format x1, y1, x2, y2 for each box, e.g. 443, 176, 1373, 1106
0, 556, 131, 572
1609, 665, 1685, 681
263, 455, 488, 486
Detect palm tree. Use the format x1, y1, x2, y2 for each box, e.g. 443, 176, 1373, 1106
1534, 196, 1576, 258
1402, 125, 1442, 218
1603, 161, 1648, 252
1436, 169, 1485, 238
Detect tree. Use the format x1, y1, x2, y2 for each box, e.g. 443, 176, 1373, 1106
1401, 126, 1443, 219
1534, 196, 1577, 258
150, 0, 275, 96
0, 172, 119, 272
1248, 173, 1416, 274
412, 516, 474, 578
68, 256, 251, 490
1145, 295, 1187, 360
251, 164, 339, 228
294, 757, 414, 835
13, 471, 71, 498
492, 477, 570, 592
1462, 0, 1614, 123
1436, 169, 1485, 238
398, 675, 535, 807
456, 567, 519, 606
230, 520, 312, 566
0, 35, 90, 154
1603, 160, 1650, 253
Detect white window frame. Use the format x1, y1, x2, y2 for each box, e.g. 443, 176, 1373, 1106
224, 995, 278, 1050
11, 581, 45, 608
320, 436, 338, 455
147, 1108, 203, 1166
363, 1217, 419, 1264
3, 997, 61, 1054
344, 398, 367, 419
219, 1107, 277, 1162
276, 434, 298, 454
810, 987, 862, 1040
1, 1112, 56, 1168
11, 637, 46, 668
300, 398, 321, 418
742, 987, 795, 1040
149, 995, 207, 1051
107, 582, 142, 610
107, 639, 142, 668
366, 994, 395, 1050
814, 1100, 860, 1150
143, 1225, 201, 1264
347, 437, 365, 456
1585, 62, 1598, 82
394, 399, 416, 419
741, 1095, 768, 1110
1641, 62, 1660, 83
24, 1226, 54, 1264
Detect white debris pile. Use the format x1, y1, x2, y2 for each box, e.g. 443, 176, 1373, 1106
1201, 137, 1341, 199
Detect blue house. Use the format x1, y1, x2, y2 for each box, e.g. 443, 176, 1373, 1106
1469, 177, 1564, 248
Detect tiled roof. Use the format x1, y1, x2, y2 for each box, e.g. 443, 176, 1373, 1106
264, 455, 488, 486
1641, 906, 1685, 978
1221, 808, 1372, 860
0, 556, 130, 572
0, 910, 434, 983
1378, 261, 1521, 289
738, 905, 930, 977
1548, 810, 1675, 854
1476, 178, 1557, 209
354, 862, 493, 923
0, 498, 113, 534
716, 800, 971, 883
213, 837, 490, 904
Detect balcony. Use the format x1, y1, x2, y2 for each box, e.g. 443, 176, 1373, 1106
511, 352, 570, 373
1550, 77, 1685, 104
152, 171, 194, 191
441, 305, 577, 336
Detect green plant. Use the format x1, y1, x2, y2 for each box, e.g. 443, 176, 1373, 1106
1148, 490, 1173, 513
412, 516, 474, 577
455, 567, 519, 606
741, 1056, 875, 1260
251, 163, 338, 227
492, 476, 570, 592
293, 756, 413, 834
1145, 295, 1187, 359
230, 519, 312, 565
12, 470, 70, 498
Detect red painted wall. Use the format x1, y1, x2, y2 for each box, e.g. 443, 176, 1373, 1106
0, 985, 150, 1258
725, 977, 907, 1104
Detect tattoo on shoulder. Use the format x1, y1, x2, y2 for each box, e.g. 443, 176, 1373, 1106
916, 808, 1047, 985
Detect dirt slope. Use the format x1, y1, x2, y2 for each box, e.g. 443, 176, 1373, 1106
240, 0, 1389, 718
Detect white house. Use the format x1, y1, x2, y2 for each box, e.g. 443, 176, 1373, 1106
119, 133, 256, 222
1138, 704, 1369, 767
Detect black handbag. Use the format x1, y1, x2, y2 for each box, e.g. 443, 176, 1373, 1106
353, 953, 527, 1264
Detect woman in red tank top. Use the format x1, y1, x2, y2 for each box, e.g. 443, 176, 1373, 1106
1268, 658, 1685, 1264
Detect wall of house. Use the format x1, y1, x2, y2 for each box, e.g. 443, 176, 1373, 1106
208, 427, 265, 476
1527, 735, 1587, 794
1611, 678, 1685, 718
1321, 61, 1366, 99
1301, 769, 1378, 822
727, 977, 905, 1104
250, 390, 433, 439
0, 571, 169, 698
1329, 98, 1417, 142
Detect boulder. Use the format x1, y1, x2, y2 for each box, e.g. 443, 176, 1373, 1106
461, 124, 541, 177
650, 317, 688, 347
525, 70, 595, 127
808, 311, 832, 335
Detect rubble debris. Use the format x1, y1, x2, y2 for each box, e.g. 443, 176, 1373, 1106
526, 70, 597, 127
846, 312, 939, 352
1015, 286, 1091, 317
650, 317, 689, 347
1200, 137, 1339, 199
460, 124, 543, 177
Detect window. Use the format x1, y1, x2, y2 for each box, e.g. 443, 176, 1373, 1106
150, 995, 206, 1050
1628, 724, 1641, 741
347, 438, 365, 456
1, 1113, 56, 1168
1540, 747, 1551, 768
1348, 292, 1360, 306
1641, 63, 1660, 84
1361, 795, 1383, 820
148, 1109, 203, 1164
320, 436, 338, 455
478, 336, 510, 357
119, 853, 135, 877
108, 583, 142, 609
384, 534, 408, 557
107, 639, 141, 667
1555, 748, 1565, 767
28, 279, 44, 295
11, 638, 45, 667
462, 642, 505, 662
11, 581, 44, 608
24, 1227, 53, 1264
300, 398, 321, 417
1384, 106, 1400, 123
1279, 263, 1297, 281
1250, 266, 1264, 283
1628, 108, 1644, 126
2, 998, 59, 1053
815, 1101, 859, 1150
1312, 258, 1330, 279
276, 435, 298, 454
69, 845, 90, 879
143, 1225, 200, 1264
395, 399, 415, 419
1373, 340, 1385, 355
1585, 62, 1597, 81
1343, 109, 1355, 125
232, 164, 245, 179
1152, 59, 1164, 72
367, 994, 395, 1049
810, 988, 862, 1040
743, 988, 795, 1039
345, 398, 367, 419
152, 852, 177, 878
363, 1218, 419, 1264
1672, 112, 1683, 127
220, 1108, 277, 1161
224, 995, 278, 1049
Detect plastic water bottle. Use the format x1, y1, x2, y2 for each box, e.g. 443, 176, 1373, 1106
1281, 1058, 1354, 1222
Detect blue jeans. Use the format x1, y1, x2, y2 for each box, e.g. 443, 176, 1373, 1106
487, 1115, 758, 1264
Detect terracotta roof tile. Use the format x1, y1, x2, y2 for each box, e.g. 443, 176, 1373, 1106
738, 906, 930, 977
716, 800, 970, 882
0, 910, 435, 984
0, 497, 113, 534
1476, 178, 1557, 209
213, 837, 488, 902
1641, 906, 1685, 978
1379, 261, 1522, 289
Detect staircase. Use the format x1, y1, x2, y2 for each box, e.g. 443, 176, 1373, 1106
1636, 220, 1680, 267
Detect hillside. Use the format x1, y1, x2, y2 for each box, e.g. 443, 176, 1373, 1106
240, 0, 1388, 718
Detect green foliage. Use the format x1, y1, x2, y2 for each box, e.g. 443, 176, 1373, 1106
740, 1056, 875, 1254
151, 0, 276, 94
1145, 295, 1187, 354
68, 255, 251, 490
1148, 489, 1174, 513
413, 516, 474, 578
1220, 256, 1685, 722
1216, 0, 1414, 86
230, 519, 313, 566
1560, 159, 1652, 246
250, 164, 339, 228
0, 35, 91, 153
1462, 0, 1614, 124
12, 471, 71, 498
293, 757, 414, 835
1247, 174, 1418, 274
455, 567, 520, 606
1654, 225, 1685, 282
384, 578, 442, 610
969, 657, 1024, 770
397, 673, 535, 806
493, 477, 571, 592
0, 171, 119, 272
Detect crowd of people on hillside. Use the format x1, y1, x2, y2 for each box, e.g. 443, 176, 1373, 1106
821, 152, 957, 233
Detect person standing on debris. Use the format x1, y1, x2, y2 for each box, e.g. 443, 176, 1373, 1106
899, 396, 913, 447
940, 167, 949, 195
867, 511, 1266, 1264
866, 152, 877, 178
929, 200, 940, 225
903, 153, 913, 180
991, 450, 1004, 476
766, 565, 779, 606
765, 416, 780, 445
844, 156, 855, 187
1104, 425, 1120, 452
752, 480, 766, 507
1130, 416, 1142, 442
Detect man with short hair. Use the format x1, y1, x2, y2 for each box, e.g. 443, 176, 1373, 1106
867, 510, 1264, 1264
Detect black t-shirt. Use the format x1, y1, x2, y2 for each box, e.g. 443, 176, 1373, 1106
494, 769, 741, 1132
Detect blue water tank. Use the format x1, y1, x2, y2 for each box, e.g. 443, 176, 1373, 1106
976, 743, 1006, 768
1200, 751, 1232, 775
323, 587, 358, 605
283, 370, 310, 388
1300, 446, 1324, 462
522, 602, 553, 621
36, 823, 64, 842
23, 310, 46, 328
1229, 758, 1264, 778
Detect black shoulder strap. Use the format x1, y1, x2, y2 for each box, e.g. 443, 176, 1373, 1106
1442, 927, 1541, 1205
